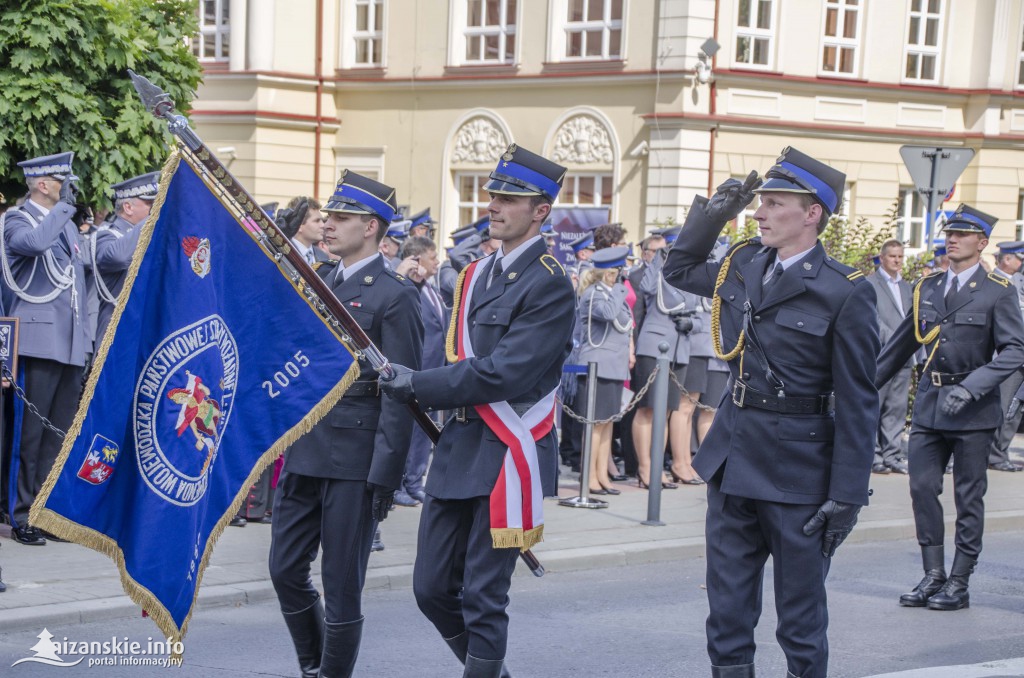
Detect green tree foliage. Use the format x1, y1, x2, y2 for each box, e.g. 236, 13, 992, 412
0, 0, 201, 207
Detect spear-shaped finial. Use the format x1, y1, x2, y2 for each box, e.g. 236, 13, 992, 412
128, 70, 200, 150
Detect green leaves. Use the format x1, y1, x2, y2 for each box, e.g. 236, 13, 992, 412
0, 0, 202, 206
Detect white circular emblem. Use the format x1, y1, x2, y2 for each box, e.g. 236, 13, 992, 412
133, 315, 239, 506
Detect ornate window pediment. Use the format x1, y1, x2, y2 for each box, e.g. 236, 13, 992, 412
451, 117, 508, 165
551, 114, 614, 166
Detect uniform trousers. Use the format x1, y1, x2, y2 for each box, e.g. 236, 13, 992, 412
402, 421, 433, 496
14, 357, 84, 526
908, 425, 992, 559
875, 367, 911, 467
988, 368, 1024, 466
268, 472, 375, 623
413, 495, 519, 661
705, 478, 830, 678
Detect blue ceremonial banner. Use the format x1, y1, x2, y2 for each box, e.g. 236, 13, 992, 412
31, 152, 359, 649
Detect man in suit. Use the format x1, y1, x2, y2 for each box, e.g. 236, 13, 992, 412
664, 147, 880, 678
91, 172, 159, 342
268, 171, 423, 677
392, 235, 449, 506
277, 197, 328, 265
867, 239, 913, 475
380, 144, 575, 678
878, 207, 1024, 612
986, 241, 1024, 472
1, 152, 91, 546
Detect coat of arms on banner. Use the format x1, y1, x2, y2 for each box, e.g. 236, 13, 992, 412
181, 236, 211, 278
76, 435, 120, 485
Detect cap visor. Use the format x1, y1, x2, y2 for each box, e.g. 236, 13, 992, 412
752, 177, 814, 195
483, 179, 541, 196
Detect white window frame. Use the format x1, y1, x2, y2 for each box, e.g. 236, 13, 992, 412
194, 0, 230, 62
1017, 13, 1024, 90
341, 0, 386, 69
546, 0, 626, 63
734, 0, 775, 70
1016, 192, 1024, 240
818, 0, 862, 78
559, 173, 614, 208
896, 186, 928, 250
449, 0, 519, 66
903, 0, 944, 84
454, 172, 492, 227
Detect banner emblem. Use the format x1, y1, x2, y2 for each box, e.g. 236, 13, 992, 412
76, 435, 120, 485
181, 236, 211, 278
133, 315, 238, 506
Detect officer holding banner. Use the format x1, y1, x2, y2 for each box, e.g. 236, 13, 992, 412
663, 147, 880, 678
268, 170, 423, 678
1, 152, 91, 547
380, 144, 575, 678
91, 171, 159, 342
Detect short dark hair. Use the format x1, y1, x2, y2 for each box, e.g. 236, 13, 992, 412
400, 235, 437, 259
797, 194, 831, 233
529, 194, 552, 209
361, 213, 388, 244
593, 223, 625, 250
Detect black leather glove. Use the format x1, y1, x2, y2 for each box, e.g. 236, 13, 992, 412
58, 177, 80, 206
367, 482, 395, 522
378, 363, 416, 404
702, 170, 761, 223
940, 385, 973, 416
1009, 397, 1023, 420
672, 315, 694, 334
802, 499, 860, 558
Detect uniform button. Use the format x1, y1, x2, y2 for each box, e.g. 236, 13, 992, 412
941, 338, 947, 343
742, 372, 750, 379
942, 319, 947, 324
356, 420, 362, 426
472, 320, 476, 326
940, 357, 947, 362
754, 315, 761, 322
967, 317, 973, 321
729, 295, 735, 301
797, 321, 805, 328
810, 432, 816, 437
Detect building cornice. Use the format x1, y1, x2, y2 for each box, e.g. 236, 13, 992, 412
189, 109, 341, 132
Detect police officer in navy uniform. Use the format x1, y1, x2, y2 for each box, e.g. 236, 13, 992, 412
268, 170, 423, 678
91, 171, 159, 342
380, 144, 575, 678
876, 205, 1024, 613
986, 240, 1024, 471
1, 152, 92, 547
663, 147, 880, 678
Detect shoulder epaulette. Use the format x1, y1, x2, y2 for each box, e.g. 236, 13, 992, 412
822, 256, 864, 283
725, 237, 759, 258
847, 271, 865, 281
540, 253, 565, 276
312, 260, 336, 273
383, 266, 414, 285
988, 272, 1010, 287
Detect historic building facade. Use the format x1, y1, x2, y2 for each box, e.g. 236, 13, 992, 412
192, 0, 1024, 249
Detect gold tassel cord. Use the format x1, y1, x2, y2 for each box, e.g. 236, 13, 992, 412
445, 265, 471, 364
711, 240, 754, 361
912, 274, 942, 373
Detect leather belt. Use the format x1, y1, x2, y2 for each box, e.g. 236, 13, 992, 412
454, 402, 535, 422
345, 380, 380, 397
731, 379, 833, 415
929, 371, 970, 387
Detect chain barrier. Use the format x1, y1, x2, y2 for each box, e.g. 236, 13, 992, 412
1, 361, 67, 439
558, 364, 660, 425
668, 369, 719, 414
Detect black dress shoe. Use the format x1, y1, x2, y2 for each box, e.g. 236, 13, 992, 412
588, 487, 610, 495
872, 463, 891, 474
599, 485, 622, 495
11, 526, 46, 546
988, 461, 1022, 472
887, 460, 909, 475
609, 474, 629, 482
39, 530, 68, 543
371, 528, 385, 552
229, 516, 247, 527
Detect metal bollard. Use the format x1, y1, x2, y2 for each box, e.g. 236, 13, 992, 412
559, 361, 608, 509
643, 342, 671, 526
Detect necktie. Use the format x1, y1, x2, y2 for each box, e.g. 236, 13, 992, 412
306, 249, 315, 265
946, 275, 959, 302
763, 262, 784, 294
488, 258, 504, 289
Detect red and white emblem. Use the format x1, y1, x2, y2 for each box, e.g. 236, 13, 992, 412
182, 236, 211, 278
77, 435, 120, 485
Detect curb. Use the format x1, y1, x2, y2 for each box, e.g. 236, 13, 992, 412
2, 510, 1022, 635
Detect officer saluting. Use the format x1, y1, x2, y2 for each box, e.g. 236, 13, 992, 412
380, 144, 575, 678
663, 147, 880, 678
91, 171, 159, 341
1, 152, 91, 546
268, 170, 423, 677
876, 205, 1024, 612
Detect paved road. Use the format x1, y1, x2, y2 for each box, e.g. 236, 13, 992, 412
2, 532, 1022, 677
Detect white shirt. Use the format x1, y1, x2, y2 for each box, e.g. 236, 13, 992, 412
944, 263, 980, 296
880, 269, 904, 315
334, 252, 379, 284
291, 239, 316, 264
763, 244, 816, 285
495, 235, 543, 272
27, 198, 51, 217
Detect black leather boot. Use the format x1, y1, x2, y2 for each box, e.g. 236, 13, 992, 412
463, 655, 505, 678
0, 565, 6, 593
927, 550, 976, 611
444, 632, 512, 677
281, 598, 324, 678
319, 617, 363, 678
899, 545, 946, 607
711, 664, 755, 677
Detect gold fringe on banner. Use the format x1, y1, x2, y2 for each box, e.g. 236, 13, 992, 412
490, 525, 544, 552
31, 147, 360, 660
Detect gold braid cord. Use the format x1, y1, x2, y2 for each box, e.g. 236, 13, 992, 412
711, 240, 754, 361
445, 265, 471, 364
913, 274, 942, 371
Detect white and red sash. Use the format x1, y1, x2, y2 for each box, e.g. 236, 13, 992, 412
451, 258, 555, 550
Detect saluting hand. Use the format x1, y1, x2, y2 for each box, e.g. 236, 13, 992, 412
802, 499, 860, 558
378, 363, 416, 404
703, 170, 761, 223
59, 178, 80, 206
940, 385, 973, 416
